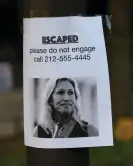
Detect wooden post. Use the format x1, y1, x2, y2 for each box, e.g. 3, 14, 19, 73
24, 0, 89, 166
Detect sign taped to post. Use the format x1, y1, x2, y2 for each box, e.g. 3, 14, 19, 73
23, 16, 113, 149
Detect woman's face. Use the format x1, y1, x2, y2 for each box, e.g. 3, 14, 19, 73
52, 80, 76, 116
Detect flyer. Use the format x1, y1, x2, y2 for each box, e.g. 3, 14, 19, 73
23, 16, 113, 149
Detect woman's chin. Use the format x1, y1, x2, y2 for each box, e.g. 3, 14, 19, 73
61, 110, 73, 117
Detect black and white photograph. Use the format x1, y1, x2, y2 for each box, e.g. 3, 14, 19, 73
31, 77, 99, 139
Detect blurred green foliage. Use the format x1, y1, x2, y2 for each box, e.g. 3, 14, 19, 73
0, 154, 26, 166
0, 138, 26, 166
90, 139, 133, 166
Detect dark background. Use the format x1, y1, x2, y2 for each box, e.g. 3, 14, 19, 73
0, 0, 133, 166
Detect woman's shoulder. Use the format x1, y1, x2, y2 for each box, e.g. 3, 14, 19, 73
81, 121, 99, 137
87, 124, 99, 137
33, 125, 51, 138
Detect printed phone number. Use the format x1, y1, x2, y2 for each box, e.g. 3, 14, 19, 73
34, 54, 91, 63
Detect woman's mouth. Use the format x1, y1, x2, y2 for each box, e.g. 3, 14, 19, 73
60, 103, 72, 106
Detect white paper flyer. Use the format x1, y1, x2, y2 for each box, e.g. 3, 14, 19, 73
23, 16, 113, 149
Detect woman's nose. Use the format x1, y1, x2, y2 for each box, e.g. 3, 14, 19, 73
63, 93, 69, 101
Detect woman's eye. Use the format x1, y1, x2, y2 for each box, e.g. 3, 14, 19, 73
68, 91, 74, 95
57, 90, 64, 95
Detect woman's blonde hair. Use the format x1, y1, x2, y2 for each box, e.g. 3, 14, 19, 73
38, 78, 84, 134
